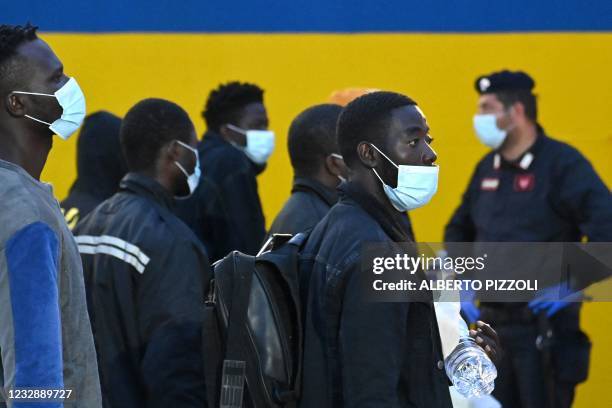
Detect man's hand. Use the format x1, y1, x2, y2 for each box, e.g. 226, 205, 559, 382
469, 321, 502, 364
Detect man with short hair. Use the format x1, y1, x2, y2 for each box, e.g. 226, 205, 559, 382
74, 98, 210, 408
300, 91, 452, 407
268, 103, 347, 236
176, 81, 273, 259
446, 70, 612, 408
0, 23, 101, 407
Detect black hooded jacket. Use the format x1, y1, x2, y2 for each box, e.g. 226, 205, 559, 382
74, 173, 210, 408
61, 111, 127, 228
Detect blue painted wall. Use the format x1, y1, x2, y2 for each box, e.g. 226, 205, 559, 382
5, 0, 612, 32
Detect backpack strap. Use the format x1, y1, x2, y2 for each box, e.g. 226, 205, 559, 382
258, 230, 310, 405
203, 279, 222, 408
288, 231, 309, 248
220, 254, 256, 408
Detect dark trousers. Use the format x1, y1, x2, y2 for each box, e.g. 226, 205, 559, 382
481, 305, 586, 408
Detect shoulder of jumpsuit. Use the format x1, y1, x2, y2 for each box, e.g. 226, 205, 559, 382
0, 159, 62, 246
115, 173, 207, 256
198, 130, 252, 179
302, 196, 391, 273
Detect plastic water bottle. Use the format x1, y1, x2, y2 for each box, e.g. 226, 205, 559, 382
445, 336, 497, 398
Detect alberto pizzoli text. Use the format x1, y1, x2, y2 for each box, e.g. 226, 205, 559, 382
372, 279, 538, 292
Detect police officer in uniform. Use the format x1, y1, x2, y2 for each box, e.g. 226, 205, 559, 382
445, 70, 612, 408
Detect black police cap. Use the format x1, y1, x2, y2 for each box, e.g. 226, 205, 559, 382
475, 70, 535, 94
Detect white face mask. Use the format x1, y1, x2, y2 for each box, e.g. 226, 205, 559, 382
370, 144, 439, 212
174, 140, 201, 197
227, 124, 275, 164
473, 114, 508, 149
13, 77, 86, 140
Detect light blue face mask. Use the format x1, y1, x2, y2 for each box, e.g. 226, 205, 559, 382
174, 140, 201, 197
227, 124, 275, 164
473, 114, 508, 149
370, 144, 439, 212
13, 77, 86, 140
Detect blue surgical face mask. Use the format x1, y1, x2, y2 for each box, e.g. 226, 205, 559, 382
227, 124, 275, 164
370, 144, 439, 212
174, 140, 201, 197
473, 114, 508, 149
13, 77, 86, 140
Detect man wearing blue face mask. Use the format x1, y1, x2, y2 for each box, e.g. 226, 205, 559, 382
300, 91, 502, 408
74, 99, 210, 408
175, 81, 272, 260
0, 24, 101, 407
445, 70, 612, 408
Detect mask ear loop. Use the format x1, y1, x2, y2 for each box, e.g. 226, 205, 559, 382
175, 140, 198, 157
328, 153, 346, 182
173, 140, 199, 176
226, 123, 247, 135
371, 168, 386, 184
24, 115, 52, 126
174, 161, 190, 178
11, 91, 56, 126
12, 91, 55, 97
368, 143, 399, 186
369, 143, 399, 169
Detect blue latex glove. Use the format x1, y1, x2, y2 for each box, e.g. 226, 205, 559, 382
460, 289, 480, 324
528, 283, 583, 317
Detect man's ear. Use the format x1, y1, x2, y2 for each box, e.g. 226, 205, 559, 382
357, 142, 378, 168
219, 124, 231, 139
165, 140, 181, 163
219, 124, 244, 146
324, 155, 340, 177
511, 101, 526, 121
325, 154, 349, 179
5, 93, 26, 117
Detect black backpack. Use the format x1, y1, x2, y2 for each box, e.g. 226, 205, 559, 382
202, 233, 307, 408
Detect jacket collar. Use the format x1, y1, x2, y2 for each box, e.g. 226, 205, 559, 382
292, 177, 338, 207
119, 172, 174, 209
493, 126, 547, 171
339, 180, 413, 243
199, 130, 228, 150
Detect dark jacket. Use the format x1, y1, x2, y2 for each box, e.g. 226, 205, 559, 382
176, 131, 266, 259
299, 181, 452, 408
445, 130, 612, 243
268, 177, 338, 236
61, 111, 127, 229
269, 177, 416, 240
74, 173, 210, 408
174, 176, 233, 262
